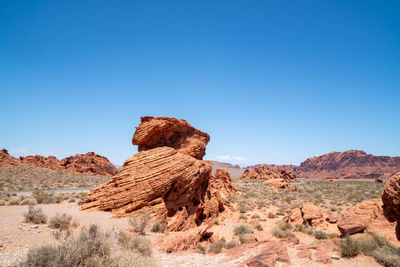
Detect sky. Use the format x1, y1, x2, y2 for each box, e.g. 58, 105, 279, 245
1, 1, 399, 167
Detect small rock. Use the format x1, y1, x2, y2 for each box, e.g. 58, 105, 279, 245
31, 225, 39, 229
331, 255, 340, 260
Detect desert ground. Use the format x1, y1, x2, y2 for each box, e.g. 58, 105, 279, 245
0, 177, 395, 267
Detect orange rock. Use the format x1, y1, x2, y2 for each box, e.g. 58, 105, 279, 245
301, 202, 326, 227
382, 171, 400, 240
280, 169, 296, 182
244, 241, 290, 266
337, 216, 367, 235
132, 116, 210, 160
0, 148, 117, 176
82, 117, 235, 234
282, 208, 303, 225
326, 215, 339, 224
240, 166, 296, 189
297, 249, 312, 259
158, 224, 213, 253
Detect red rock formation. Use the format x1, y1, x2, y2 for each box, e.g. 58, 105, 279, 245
132, 116, 210, 160
82, 117, 235, 232
283, 202, 327, 228
250, 150, 400, 179
0, 148, 117, 176
382, 172, 400, 240
337, 217, 367, 235
244, 241, 290, 266
0, 149, 20, 168
240, 166, 294, 189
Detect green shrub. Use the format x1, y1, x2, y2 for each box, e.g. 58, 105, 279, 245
20, 225, 112, 267
32, 189, 55, 204
239, 214, 247, 219
294, 224, 314, 235
49, 213, 73, 231
151, 220, 166, 233
272, 229, 295, 239
256, 224, 264, 231
251, 214, 260, 219
267, 212, 276, 218
314, 230, 328, 240
208, 239, 226, 254
129, 209, 151, 235
111, 250, 158, 267
24, 206, 47, 224
340, 235, 360, 258
233, 224, 253, 236
226, 241, 237, 249
275, 222, 292, 231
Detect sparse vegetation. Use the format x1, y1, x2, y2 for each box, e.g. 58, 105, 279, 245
49, 213, 73, 231
151, 220, 166, 233
208, 238, 226, 254
118, 232, 153, 257
233, 224, 253, 236
314, 230, 328, 240
129, 209, 151, 235
24, 206, 47, 224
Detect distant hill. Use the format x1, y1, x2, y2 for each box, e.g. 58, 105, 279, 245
248, 150, 400, 179
208, 160, 244, 180
0, 148, 118, 176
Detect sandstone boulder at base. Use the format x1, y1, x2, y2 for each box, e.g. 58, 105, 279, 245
337, 216, 367, 235
382, 171, 400, 240
244, 240, 290, 266
283, 203, 327, 228
132, 116, 210, 160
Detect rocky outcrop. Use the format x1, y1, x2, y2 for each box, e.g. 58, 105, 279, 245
82, 117, 235, 232
0, 149, 117, 176
382, 172, 400, 240
283, 202, 327, 228
0, 149, 21, 168
244, 241, 290, 266
209, 160, 244, 180
132, 116, 210, 160
337, 217, 367, 235
251, 150, 400, 179
240, 166, 296, 189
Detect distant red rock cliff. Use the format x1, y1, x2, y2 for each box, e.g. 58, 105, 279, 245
249, 150, 400, 179
0, 149, 117, 176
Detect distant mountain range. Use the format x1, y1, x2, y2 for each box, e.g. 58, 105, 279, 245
208, 160, 244, 180
249, 150, 400, 179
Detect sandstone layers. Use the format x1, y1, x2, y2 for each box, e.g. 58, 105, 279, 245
82, 116, 237, 231
240, 166, 296, 189
0, 149, 117, 176
382, 171, 400, 240
255, 150, 400, 179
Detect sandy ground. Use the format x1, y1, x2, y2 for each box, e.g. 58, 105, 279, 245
0, 203, 381, 267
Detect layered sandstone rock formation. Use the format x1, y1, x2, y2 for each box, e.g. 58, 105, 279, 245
382, 171, 400, 240
283, 202, 327, 228
132, 116, 210, 160
240, 166, 296, 189
0, 149, 117, 176
82, 116, 236, 232
253, 150, 400, 179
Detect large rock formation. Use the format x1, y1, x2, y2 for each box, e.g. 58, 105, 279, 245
82, 117, 235, 232
132, 116, 210, 160
283, 202, 327, 228
240, 166, 296, 189
0, 149, 117, 176
0, 149, 21, 168
251, 150, 400, 179
209, 160, 244, 180
382, 171, 400, 240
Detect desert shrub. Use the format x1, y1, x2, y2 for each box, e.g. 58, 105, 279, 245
32, 189, 55, 204
118, 232, 152, 257
129, 209, 151, 235
238, 201, 247, 213
267, 212, 276, 218
251, 214, 260, 219
53, 193, 64, 203
340, 235, 360, 258
256, 224, 263, 231
20, 198, 37, 206
234, 224, 253, 236
113, 250, 158, 267
328, 233, 338, 239
9, 196, 21, 205
68, 197, 75, 203
20, 225, 112, 267
358, 233, 400, 266
226, 241, 237, 249
49, 213, 73, 231
275, 222, 292, 231
294, 224, 314, 235
196, 243, 206, 254
24, 206, 47, 224
314, 230, 328, 240
371, 247, 400, 267
273, 229, 295, 239
208, 239, 226, 254
151, 220, 166, 233
239, 214, 247, 219
213, 219, 219, 225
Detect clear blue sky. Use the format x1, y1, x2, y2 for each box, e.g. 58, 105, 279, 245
1, 1, 399, 166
